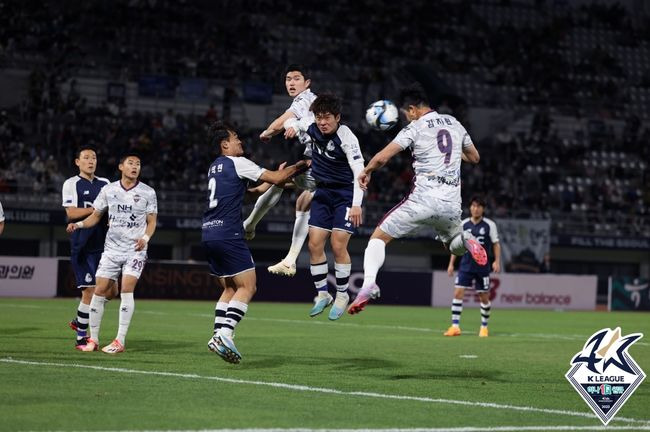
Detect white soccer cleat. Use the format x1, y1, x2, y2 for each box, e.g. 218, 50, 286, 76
101, 339, 125, 354
347, 283, 381, 315
267, 261, 296, 277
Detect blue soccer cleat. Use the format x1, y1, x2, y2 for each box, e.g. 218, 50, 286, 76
328, 291, 349, 321
208, 334, 241, 364
309, 292, 333, 317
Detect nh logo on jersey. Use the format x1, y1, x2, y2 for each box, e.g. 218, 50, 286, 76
117, 204, 133, 213
566, 327, 645, 425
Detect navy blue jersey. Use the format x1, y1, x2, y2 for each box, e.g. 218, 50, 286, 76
307, 123, 363, 185
458, 217, 499, 274
202, 155, 265, 241
62, 175, 110, 254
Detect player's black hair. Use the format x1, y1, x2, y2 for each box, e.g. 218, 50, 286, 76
75, 145, 97, 159
310, 93, 341, 117
207, 121, 237, 153
398, 83, 430, 109
470, 195, 487, 207
285, 64, 311, 81
119, 151, 142, 164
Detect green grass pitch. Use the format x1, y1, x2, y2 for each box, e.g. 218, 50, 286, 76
1, 298, 648, 431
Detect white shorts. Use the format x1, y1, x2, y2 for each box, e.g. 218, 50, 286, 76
95, 250, 148, 281
293, 168, 316, 192
379, 194, 462, 243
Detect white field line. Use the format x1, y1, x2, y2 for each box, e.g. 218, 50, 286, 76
0, 302, 648, 346
1, 358, 648, 427
37, 426, 650, 432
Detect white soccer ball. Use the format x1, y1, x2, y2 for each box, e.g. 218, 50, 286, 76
365, 100, 399, 131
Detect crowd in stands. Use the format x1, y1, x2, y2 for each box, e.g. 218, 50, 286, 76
0, 0, 648, 236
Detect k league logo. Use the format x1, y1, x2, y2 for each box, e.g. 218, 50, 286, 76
565, 327, 645, 425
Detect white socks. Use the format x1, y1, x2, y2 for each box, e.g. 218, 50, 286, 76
116, 292, 135, 345
283, 211, 310, 265
220, 300, 248, 338
89, 294, 107, 343
243, 185, 284, 230
449, 232, 468, 256
362, 238, 386, 288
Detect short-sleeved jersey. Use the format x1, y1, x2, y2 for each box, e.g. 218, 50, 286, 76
288, 89, 317, 155
459, 217, 499, 274
62, 175, 110, 254
0, 200, 4, 222
306, 123, 364, 185
92, 181, 157, 253
202, 155, 265, 241
393, 111, 473, 203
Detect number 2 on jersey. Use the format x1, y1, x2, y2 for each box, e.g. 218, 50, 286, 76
437, 129, 452, 164
208, 177, 218, 208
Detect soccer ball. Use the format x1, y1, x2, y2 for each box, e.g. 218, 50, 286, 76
365, 100, 399, 131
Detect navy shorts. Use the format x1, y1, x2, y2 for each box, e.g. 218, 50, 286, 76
455, 270, 491, 292
71, 250, 102, 289
203, 239, 255, 278
309, 185, 355, 234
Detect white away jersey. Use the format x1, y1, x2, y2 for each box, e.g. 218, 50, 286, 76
288, 89, 317, 156
393, 111, 473, 203
92, 181, 157, 253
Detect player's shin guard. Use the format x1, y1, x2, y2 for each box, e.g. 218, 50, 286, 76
283, 211, 310, 265
480, 302, 491, 327
243, 185, 283, 231
220, 301, 248, 338
116, 293, 135, 345
362, 238, 385, 289
310, 261, 328, 292
76, 301, 90, 339
89, 295, 107, 344
214, 301, 229, 335
451, 299, 463, 326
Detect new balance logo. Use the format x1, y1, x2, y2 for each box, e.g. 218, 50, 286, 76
90, 308, 97, 313
121, 307, 128, 312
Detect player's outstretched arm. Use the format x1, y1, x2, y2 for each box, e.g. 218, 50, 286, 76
461, 144, 480, 164
135, 213, 157, 251
260, 111, 296, 141
66, 209, 104, 233
359, 141, 403, 190
259, 160, 308, 185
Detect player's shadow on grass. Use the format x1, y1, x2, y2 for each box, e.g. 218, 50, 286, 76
1, 327, 44, 336
130, 339, 195, 352
241, 355, 400, 371
389, 369, 506, 382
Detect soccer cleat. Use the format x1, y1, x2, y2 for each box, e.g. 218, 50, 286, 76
69, 318, 80, 332
309, 292, 333, 317
81, 338, 99, 352
267, 261, 296, 277
444, 326, 462, 337
347, 283, 381, 315
479, 327, 489, 337
75, 337, 89, 351
101, 339, 125, 354
328, 291, 350, 321
463, 232, 488, 266
210, 334, 241, 364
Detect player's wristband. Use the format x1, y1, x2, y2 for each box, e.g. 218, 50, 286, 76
75, 221, 84, 228
142, 234, 150, 242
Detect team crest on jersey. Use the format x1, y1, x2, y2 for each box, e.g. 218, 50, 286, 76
326, 141, 335, 152
479, 227, 485, 235
133, 194, 141, 203
565, 327, 645, 425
